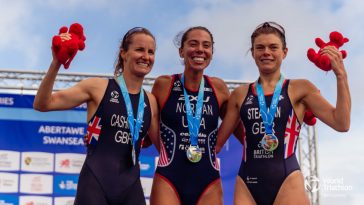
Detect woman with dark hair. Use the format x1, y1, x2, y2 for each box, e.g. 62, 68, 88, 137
150, 26, 230, 205
34, 27, 159, 205
216, 22, 351, 205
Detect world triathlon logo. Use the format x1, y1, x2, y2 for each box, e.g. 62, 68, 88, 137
304, 175, 320, 192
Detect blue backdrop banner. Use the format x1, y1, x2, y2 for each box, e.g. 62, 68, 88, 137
0, 93, 241, 205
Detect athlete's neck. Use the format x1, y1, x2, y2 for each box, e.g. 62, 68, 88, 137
182, 70, 204, 91
257, 71, 282, 94
117, 72, 143, 94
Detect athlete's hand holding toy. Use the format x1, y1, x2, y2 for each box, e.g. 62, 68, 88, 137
52, 23, 86, 69
307, 31, 349, 71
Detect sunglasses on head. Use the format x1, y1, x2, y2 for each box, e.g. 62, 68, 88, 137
121, 27, 149, 48
255, 22, 285, 36
124, 27, 146, 39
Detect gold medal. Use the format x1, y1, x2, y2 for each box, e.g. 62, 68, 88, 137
260, 134, 279, 151
186, 145, 202, 163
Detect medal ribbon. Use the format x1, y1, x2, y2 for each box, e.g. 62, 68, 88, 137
117, 75, 145, 149
181, 74, 205, 147
256, 75, 284, 135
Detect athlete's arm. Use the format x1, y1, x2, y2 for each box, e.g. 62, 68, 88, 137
149, 75, 173, 150
145, 92, 160, 152
33, 60, 96, 113
293, 46, 351, 132
151, 75, 173, 110
216, 85, 248, 153
320, 45, 351, 131
33, 31, 99, 113
233, 122, 246, 145
209, 77, 245, 146
208, 77, 230, 118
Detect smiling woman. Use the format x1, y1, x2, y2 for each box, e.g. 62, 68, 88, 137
216, 21, 351, 205
150, 26, 232, 205
33, 26, 160, 205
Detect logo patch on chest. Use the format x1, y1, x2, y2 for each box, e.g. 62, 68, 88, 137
110, 90, 119, 103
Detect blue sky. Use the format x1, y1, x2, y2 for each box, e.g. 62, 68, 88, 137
1, 0, 363, 204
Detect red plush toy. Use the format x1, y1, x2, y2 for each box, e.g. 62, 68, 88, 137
307, 31, 349, 71
303, 109, 317, 126
52, 23, 86, 69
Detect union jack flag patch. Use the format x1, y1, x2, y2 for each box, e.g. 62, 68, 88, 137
86, 116, 102, 145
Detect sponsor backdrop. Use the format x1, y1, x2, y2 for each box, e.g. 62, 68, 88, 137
0, 93, 241, 205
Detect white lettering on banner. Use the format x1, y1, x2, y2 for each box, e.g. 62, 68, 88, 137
59, 180, 77, 190
38, 126, 84, 135
43, 136, 84, 146
140, 163, 150, 171
0, 97, 14, 105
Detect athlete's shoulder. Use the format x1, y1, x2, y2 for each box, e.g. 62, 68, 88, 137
289, 78, 310, 84
207, 76, 229, 92
78, 77, 109, 92
230, 83, 250, 104
145, 91, 157, 103
81, 77, 109, 84
153, 75, 174, 92
289, 79, 317, 91
206, 76, 224, 84
232, 83, 250, 95
206, 76, 230, 103
152, 75, 175, 105
145, 91, 158, 110
155, 74, 174, 83
288, 78, 319, 103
